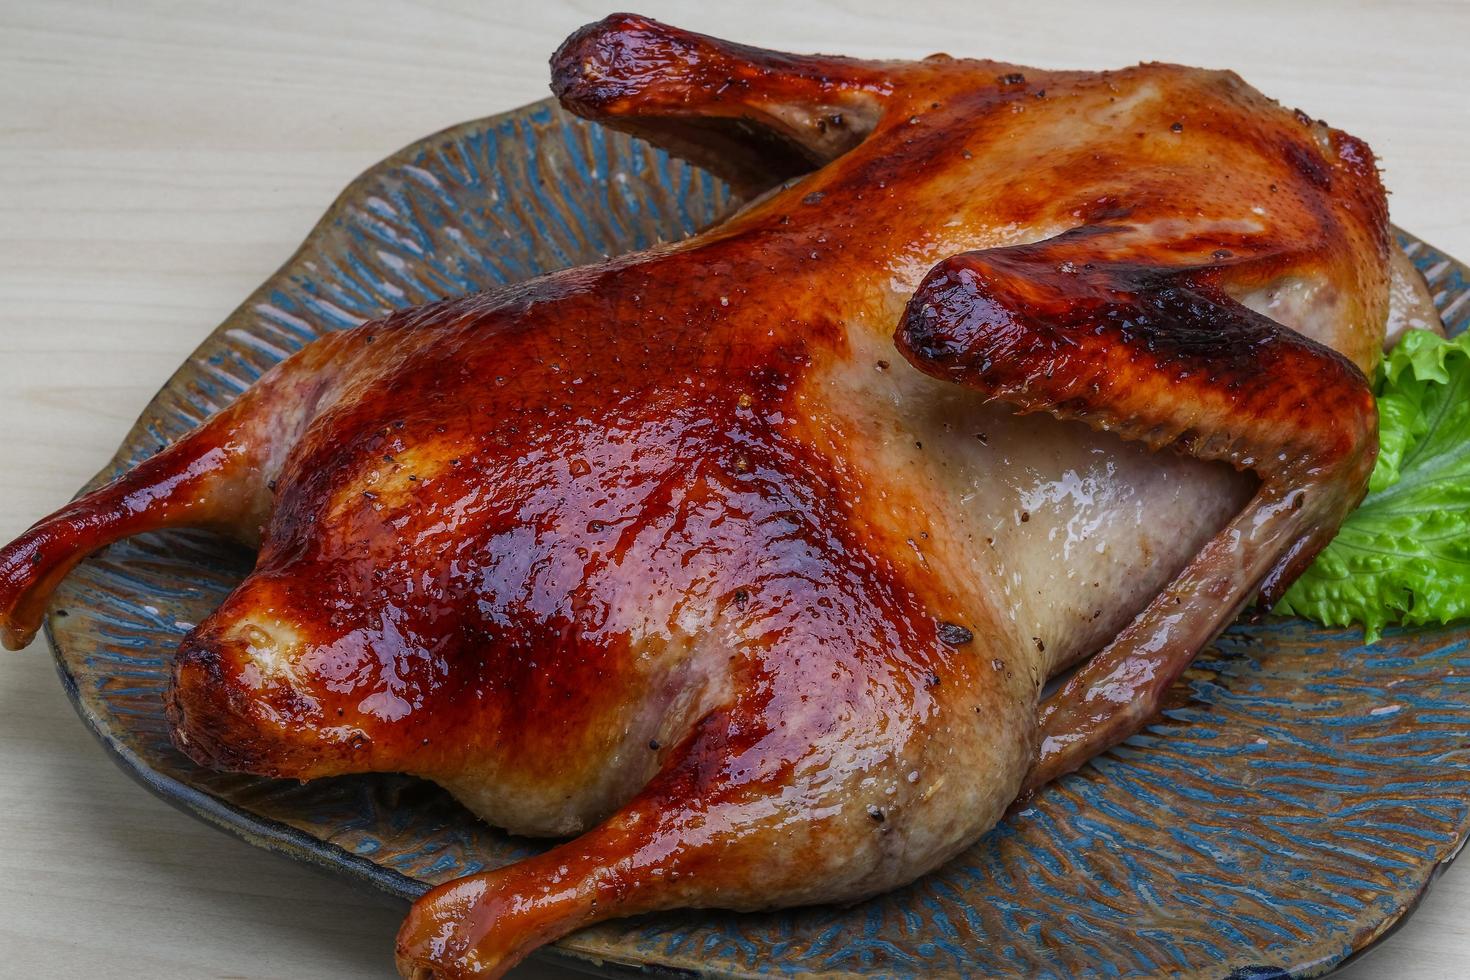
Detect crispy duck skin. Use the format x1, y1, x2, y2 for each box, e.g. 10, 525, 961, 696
0, 14, 1401, 979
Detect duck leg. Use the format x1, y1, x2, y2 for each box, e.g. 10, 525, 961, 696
395, 611, 1033, 979
551, 14, 891, 191
895, 224, 1378, 795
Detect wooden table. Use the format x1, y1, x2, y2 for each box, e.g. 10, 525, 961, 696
1, 2, 1465, 976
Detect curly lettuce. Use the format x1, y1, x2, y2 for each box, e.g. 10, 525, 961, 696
1276, 328, 1470, 641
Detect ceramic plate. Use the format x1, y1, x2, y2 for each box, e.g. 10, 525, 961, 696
42, 97, 1470, 979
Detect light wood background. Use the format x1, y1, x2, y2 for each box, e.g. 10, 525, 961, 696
1, 1, 1466, 977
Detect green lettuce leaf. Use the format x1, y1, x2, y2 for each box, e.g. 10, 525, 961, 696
1276, 328, 1470, 641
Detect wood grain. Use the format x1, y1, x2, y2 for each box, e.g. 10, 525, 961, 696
0, 2, 1464, 977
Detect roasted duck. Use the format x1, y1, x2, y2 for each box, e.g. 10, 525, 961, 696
1, 13, 1436, 979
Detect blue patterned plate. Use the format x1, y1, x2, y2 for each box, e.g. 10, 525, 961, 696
42, 98, 1470, 978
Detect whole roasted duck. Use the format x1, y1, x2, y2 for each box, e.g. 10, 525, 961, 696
0, 13, 1435, 979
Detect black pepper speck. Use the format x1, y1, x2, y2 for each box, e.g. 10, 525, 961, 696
938, 622, 975, 646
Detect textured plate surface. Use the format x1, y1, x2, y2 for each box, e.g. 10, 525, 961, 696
43, 97, 1470, 979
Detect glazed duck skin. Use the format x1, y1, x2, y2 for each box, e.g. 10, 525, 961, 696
0, 14, 1393, 979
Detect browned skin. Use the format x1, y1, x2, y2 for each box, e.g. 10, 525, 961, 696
0, 14, 1394, 979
